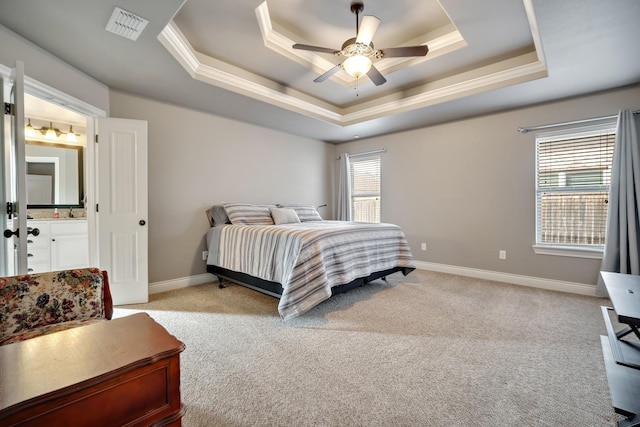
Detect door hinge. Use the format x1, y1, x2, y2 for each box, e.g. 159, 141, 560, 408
4, 102, 14, 115
96, 203, 99, 212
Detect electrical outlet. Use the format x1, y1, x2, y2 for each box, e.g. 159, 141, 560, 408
421, 243, 427, 251
499, 250, 506, 260
202, 250, 208, 261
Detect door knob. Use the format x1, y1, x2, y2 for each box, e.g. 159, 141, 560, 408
3, 227, 40, 238
3, 229, 18, 238
139, 220, 146, 226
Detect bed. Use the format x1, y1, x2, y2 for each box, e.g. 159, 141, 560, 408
205, 203, 415, 320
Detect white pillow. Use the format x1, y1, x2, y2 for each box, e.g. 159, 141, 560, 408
270, 207, 301, 225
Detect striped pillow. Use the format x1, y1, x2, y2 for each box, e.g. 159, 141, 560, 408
223, 203, 275, 225
278, 205, 323, 222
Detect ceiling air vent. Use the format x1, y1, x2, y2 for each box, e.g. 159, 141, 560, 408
105, 7, 149, 41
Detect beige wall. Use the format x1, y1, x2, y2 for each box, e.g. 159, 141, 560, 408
5, 17, 639, 288
336, 84, 640, 286
109, 91, 334, 283
0, 24, 109, 114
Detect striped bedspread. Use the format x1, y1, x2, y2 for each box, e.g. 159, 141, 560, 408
207, 220, 415, 320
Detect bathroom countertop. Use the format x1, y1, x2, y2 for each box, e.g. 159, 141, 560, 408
27, 217, 87, 221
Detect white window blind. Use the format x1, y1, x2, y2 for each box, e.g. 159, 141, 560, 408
350, 154, 381, 223
535, 124, 616, 248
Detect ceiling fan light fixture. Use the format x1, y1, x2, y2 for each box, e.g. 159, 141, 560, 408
293, 2, 428, 88
343, 55, 372, 78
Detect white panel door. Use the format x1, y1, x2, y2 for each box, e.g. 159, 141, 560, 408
97, 118, 148, 305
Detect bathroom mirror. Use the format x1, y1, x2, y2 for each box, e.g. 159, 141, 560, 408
25, 140, 84, 208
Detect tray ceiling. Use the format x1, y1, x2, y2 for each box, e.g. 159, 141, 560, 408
162, 0, 546, 126
1, 0, 639, 143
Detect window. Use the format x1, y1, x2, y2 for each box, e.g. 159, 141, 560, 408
534, 123, 616, 257
350, 154, 380, 223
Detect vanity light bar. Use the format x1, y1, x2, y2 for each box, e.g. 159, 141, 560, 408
25, 119, 81, 142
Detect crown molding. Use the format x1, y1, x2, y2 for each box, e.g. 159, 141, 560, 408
157, 1, 547, 127
341, 52, 548, 125
158, 21, 342, 124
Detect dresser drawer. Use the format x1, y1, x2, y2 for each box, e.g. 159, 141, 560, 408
27, 261, 50, 274
51, 221, 88, 235
26, 221, 50, 248
27, 247, 49, 263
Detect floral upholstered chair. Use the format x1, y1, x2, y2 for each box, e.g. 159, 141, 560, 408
0, 268, 113, 346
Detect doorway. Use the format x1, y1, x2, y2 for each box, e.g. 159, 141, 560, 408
24, 94, 88, 210
2, 63, 149, 304
2, 95, 91, 276
0, 64, 101, 277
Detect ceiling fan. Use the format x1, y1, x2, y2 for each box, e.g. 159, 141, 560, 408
292, 0, 429, 86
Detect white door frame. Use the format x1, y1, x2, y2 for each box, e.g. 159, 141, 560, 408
0, 63, 106, 269
0, 74, 7, 275
10, 62, 27, 274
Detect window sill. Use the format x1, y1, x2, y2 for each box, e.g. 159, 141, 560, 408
532, 244, 603, 259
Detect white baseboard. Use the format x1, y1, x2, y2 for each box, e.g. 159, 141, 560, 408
148, 264, 598, 297
414, 261, 598, 296
149, 273, 217, 294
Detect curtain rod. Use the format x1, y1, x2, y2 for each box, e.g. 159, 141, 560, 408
517, 110, 640, 134
336, 148, 386, 160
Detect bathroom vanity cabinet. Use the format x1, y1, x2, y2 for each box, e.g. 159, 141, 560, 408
27, 219, 89, 273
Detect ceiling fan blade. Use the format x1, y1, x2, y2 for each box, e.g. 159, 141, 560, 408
293, 43, 339, 55
366, 64, 387, 86
314, 64, 342, 83
356, 15, 380, 46
379, 45, 429, 58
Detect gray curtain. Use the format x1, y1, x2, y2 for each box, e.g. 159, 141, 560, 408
596, 109, 640, 296
336, 154, 352, 221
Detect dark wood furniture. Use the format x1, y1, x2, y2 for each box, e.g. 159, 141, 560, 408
0, 312, 185, 426
600, 271, 640, 427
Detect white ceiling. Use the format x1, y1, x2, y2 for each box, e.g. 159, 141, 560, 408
1, 0, 639, 143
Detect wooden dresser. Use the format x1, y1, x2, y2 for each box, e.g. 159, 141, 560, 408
0, 313, 185, 426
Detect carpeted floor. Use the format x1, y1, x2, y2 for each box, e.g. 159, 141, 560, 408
115, 269, 620, 426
